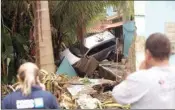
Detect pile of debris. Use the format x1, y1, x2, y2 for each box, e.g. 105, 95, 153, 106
2, 49, 129, 109
41, 70, 129, 109
40, 68, 130, 109
2, 68, 130, 109
57, 56, 127, 82
48, 54, 129, 109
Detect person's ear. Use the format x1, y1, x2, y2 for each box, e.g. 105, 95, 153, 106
145, 49, 152, 61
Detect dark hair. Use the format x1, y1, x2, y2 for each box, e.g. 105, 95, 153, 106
145, 33, 171, 60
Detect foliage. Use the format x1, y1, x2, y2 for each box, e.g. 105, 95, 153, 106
1, 0, 133, 83
49, 1, 129, 57
1, 0, 33, 84
119, 1, 134, 21
49, 1, 122, 42
2, 69, 130, 109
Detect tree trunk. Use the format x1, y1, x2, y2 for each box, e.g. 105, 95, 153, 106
34, 0, 55, 73
56, 31, 63, 59
77, 13, 86, 54
127, 36, 136, 72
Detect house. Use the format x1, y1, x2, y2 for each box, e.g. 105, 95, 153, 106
87, 6, 136, 59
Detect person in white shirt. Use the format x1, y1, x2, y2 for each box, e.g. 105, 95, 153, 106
112, 33, 175, 109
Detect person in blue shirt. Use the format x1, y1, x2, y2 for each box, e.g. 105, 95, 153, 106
2, 62, 59, 109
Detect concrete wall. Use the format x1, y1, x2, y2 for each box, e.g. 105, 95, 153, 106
134, 1, 146, 37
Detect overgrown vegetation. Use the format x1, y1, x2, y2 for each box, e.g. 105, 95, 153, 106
1, 0, 34, 84
1, 0, 133, 84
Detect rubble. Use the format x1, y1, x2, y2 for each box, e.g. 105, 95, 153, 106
98, 60, 127, 82
2, 60, 129, 109
65, 77, 127, 109
74, 56, 99, 77
91, 91, 114, 102
77, 94, 101, 109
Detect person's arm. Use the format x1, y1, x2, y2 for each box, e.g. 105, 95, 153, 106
112, 74, 149, 105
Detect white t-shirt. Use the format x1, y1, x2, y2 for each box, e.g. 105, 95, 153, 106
112, 66, 175, 109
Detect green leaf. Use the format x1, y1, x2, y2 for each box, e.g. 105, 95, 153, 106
7, 58, 11, 66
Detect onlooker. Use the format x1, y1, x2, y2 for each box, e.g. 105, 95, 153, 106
2, 62, 59, 109
112, 33, 175, 109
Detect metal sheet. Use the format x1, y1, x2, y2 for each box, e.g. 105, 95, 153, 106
56, 57, 77, 77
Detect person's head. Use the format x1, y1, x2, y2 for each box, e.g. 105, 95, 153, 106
17, 62, 39, 96
145, 33, 171, 67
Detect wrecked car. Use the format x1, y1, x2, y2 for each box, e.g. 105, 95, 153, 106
60, 31, 116, 65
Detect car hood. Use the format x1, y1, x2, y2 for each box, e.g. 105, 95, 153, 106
60, 49, 80, 65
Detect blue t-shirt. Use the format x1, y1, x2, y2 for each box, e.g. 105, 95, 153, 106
1, 86, 59, 109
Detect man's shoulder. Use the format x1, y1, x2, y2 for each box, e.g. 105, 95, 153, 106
126, 69, 152, 82
126, 66, 175, 82
127, 70, 147, 78
168, 66, 175, 72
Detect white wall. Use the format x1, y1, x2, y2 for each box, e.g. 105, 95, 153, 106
134, 1, 146, 37
134, 1, 146, 70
